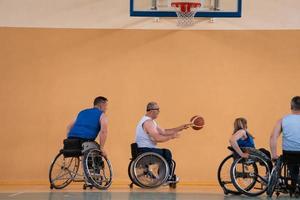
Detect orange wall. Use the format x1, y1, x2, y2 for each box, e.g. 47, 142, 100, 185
0, 28, 299, 185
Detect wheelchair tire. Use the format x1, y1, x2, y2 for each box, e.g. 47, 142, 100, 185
83, 148, 113, 190
128, 159, 142, 188
128, 160, 134, 185
131, 152, 169, 188
128, 158, 145, 188
230, 155, 270, 196
266, 159, 282, 197
49, 151, 79, 189
217, 154, 241, 195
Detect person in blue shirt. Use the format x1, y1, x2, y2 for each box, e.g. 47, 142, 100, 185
229, 117, 271, 161
67, 96, 109, 158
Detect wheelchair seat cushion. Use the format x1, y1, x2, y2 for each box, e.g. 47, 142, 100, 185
62, 138, 83, 157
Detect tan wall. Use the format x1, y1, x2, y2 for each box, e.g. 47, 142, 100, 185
0, 28, 299, 185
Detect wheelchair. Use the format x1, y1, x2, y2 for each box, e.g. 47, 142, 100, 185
49, 138, 113, 190
128, 143, 177, 189
267, 155, 300, 198
218, 146, 271, 196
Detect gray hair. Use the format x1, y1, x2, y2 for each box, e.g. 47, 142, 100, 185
146, 102, 158, 111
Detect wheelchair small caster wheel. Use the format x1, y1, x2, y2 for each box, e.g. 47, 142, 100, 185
221, 188, 228, 195
276, 192, 280, 197
129, 183, 134, 189
83, 184, 87, 190
169, 183, 176, 189
50, 185, 54, 190
89, 185, 93, 189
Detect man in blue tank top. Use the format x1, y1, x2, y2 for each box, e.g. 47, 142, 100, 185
270, 96, 300, 193
67, 96, 109, 157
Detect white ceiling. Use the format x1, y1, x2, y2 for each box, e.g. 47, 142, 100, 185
0, 0, 300, 29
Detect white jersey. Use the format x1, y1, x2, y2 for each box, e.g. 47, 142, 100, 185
282, 114, 300, 151
135, 116, 157, 148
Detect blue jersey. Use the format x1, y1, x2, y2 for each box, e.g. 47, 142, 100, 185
237, 131, 255, 148
68, 108, 102, 140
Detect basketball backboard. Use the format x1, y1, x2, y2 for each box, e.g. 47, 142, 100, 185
130, 0, 242, 18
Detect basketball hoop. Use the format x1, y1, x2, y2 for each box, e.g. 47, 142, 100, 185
171, 2, 201, 26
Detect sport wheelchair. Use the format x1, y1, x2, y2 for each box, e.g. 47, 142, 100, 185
49, 139, 113, 190
128, 143, 177, 189
267, 155, 300, 198
218, 146, 271, 196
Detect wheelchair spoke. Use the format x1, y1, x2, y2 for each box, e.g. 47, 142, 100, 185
255, 173, 268, 184
52, 176, 71, 181
52, 171, 70, 181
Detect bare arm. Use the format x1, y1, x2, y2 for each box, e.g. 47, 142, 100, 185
99, 114, 108, 149
144, 120, 175, 143
229, 130, 248, 158
158, 124, 191, 136
270, 119, 282, 160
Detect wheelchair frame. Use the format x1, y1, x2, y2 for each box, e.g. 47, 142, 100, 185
267, 155, 300, 198
49, 139, 113, 190
128, 143, 177, 189
218, 146, 270, 196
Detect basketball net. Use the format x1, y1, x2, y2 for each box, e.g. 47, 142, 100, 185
171, 2, 201, 26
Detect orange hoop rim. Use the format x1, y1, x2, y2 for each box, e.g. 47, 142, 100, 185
171, 2, 201, 13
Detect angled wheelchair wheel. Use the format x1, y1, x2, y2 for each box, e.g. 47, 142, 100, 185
230, 155, 270, 196
128, 159, 141, 188
131, 152, 169, 188
83, 149, 113, 190
49, 151, 80, 189
267, 158, 282, 197
128, 160, 134, 184
217, 155, 241, 195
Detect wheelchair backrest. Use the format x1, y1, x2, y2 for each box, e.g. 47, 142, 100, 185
63, 138, 83, 157
131, 143, 139, 159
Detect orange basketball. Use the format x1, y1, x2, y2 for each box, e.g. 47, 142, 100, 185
190, 115, 205, 130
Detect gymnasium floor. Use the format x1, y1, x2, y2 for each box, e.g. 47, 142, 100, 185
0, 185, 292, 200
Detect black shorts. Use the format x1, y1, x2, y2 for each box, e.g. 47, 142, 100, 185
283, 150, 300, 164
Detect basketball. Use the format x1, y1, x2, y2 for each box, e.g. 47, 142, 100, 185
190, 115, 205, 130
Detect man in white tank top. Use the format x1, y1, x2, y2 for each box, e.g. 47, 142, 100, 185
135, 102, 190, 182
270, 96, 300, 193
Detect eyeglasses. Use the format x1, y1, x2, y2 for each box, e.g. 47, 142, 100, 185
147, 108, 160, 111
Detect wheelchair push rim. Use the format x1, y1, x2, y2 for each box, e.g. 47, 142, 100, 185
230, 154, 270, 196
49, 151, 80, 189
132, 152, 169, 188
83, 149, 113, 190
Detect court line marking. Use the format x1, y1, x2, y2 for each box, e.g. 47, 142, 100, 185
8, 192, 25, 197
